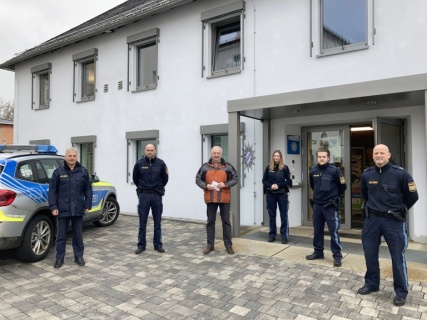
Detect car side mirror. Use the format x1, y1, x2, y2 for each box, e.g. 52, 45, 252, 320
91, 174, 100, 183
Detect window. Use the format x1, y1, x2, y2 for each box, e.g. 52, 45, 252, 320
319, 0, 368, 56
125, 130, 159, 183
82, 61, 95, 97
31, 63, 51, 110
39, 159, 61, 180
127, 28, 159, 92
72, 48, 97, 102
80, 143, 94, 176
200, 123, 245, 163
71, 135, 96, 175
212, 135, 229, 161
201, 0, 244, 78
16, 162, 35, 182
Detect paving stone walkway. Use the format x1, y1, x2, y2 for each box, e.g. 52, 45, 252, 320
0, 214, 426, 319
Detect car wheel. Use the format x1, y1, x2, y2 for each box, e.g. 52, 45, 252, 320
17, 215, 53, 262
93, 197, 120, 227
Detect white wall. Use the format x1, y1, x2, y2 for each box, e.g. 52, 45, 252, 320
11, 0, 427, 240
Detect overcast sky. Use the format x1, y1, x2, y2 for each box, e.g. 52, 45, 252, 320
0, 0, 125, 102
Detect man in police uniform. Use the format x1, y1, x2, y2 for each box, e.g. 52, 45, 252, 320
306, 148, 347, 267
133, 144, 169, 254
358, 144, 418, 306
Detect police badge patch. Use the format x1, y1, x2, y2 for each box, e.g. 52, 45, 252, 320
340, 176, 345, 184
408, 182, 417, 192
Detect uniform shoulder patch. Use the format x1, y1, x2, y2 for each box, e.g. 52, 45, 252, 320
408, 182, 417, 192
340, 176, 346, 184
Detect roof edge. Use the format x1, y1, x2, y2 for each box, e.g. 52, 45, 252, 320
0, 0, 193, 71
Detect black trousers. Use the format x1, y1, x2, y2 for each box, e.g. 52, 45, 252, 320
206, 203, 232, 246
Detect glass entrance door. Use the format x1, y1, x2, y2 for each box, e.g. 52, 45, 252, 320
302, 126, 351, 229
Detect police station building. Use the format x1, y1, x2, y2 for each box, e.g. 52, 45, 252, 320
1, 0, 426, 242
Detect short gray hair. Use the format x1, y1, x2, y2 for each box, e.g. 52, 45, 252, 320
65, 147, 78, 155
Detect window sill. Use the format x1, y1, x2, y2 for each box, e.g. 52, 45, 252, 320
207, 68, 241, 79
76, 96, 95, 103
34, 105, 50, 110
317, 43, 368, 58
131, 84, 157, 93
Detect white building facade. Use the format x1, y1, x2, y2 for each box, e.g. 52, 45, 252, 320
1, 0, 426, 242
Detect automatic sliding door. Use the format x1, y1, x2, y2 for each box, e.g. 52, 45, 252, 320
302, 126, 351, 229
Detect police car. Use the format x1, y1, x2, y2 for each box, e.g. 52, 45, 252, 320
0, 144, 120, 262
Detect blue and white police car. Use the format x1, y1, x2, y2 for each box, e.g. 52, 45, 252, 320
0, 145, 120, 262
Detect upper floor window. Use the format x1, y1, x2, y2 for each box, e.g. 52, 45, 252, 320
319, 0, 368, 56
127, 28, 159, 92
201, 0, 245, 78
213, 19, 241, 72
82, 61, 95, 97
72, 48, 97, 102
31, 63, 51, 110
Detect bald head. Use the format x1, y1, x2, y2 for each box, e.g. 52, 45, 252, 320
373, 144, 391, 167
145, 144, 156, 159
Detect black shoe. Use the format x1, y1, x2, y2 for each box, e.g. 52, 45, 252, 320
393, 296, 406, 306
357, 286, 379, 295
281, 239, 288, 244
306, 253, 324, 260
53, 260, 64, 269
333, 259, 342, 267
268, 238, 276, 242
74, 257, 85, 266
154, 246, 165, 253
135, 247, 146, 254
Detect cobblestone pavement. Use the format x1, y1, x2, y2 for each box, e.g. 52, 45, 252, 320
1, 214, 426, 320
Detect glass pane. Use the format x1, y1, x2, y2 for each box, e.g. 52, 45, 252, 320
212, 135, 228, 161
40, 159, 60, 179
80, 143, 94, 175
379, 124, 402, 166
39, 73, 49, 107
82, 61, 95, 97
307, 130, 345, 222
322, 0, 367, 50
213, 20, 241, 71
136, 140, 157, 161
137, 42, 157, 87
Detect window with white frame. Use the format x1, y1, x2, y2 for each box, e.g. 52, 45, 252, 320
72, 48, 97, 102
127, 28, 159, 92
201, 0, 244, 78
71, 135, 96, 175
125, 130, 159, 183
319, 0, 368, 56
31, 63, 51, 110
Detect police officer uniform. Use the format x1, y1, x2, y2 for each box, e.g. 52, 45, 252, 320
133, 155, 168, 253
262, 164, 292, 243
359, 162, 418, 303
308, 163, 346, 265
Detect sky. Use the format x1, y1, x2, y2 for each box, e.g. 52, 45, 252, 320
0, 0, 126, 102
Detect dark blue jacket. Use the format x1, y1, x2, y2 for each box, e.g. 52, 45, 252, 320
262, 164, 292, 193
309, 163, 346, 204
133, 156, 168, 190
48, 161, 93, 217
361, 162, 418, 212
